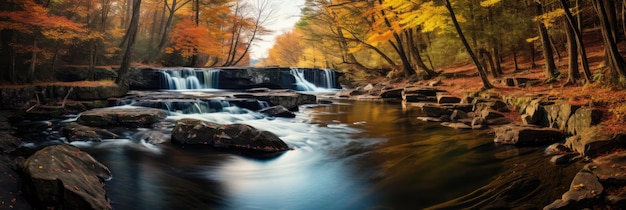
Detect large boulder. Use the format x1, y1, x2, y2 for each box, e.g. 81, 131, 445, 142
566, 108, 602, 135
587, 151, 626, 185
0, 156, 31, 210
77, 108, 167, 127
0, 87, 36, 110
22, 144, 112, 210
544, 103, 579, 131
0, 132, 22, 154
171, 118, 289, 153
494, 124, 567, 146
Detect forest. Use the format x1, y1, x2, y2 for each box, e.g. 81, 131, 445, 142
0, 0, 275, 84
0, 0, 625, 89
265, 0, 626, 89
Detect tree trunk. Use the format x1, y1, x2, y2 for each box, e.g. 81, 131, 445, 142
117, 0, 142, 85
565, 21, 580, 85
28, 40, 37, 83
537, 3, 559, 80
444, 0, 492, 89
560, 0, 592, 82
406, 29, 437, 78
153, 0, 178, 62
377, 0, 416, 76
513, 50, 520, 72
593, 0, 626, 81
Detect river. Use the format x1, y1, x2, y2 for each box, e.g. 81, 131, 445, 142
17, 97, 583, 209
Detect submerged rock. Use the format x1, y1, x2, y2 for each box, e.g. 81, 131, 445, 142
77, 107, 167, 127
62, 122, 119, 142
171, 118, 289, 153
494, 124, 567, 146
259, 105, 296, 118
22, 144, 112, 210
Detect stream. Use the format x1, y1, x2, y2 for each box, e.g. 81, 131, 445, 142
15, 96, 583, 209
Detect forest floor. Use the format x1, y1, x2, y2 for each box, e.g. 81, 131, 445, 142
384, 32, 626, 134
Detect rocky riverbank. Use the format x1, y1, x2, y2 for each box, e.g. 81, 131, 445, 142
338, 82, 626, 209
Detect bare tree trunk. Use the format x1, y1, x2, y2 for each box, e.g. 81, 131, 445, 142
444, 0, 492, 89
377, 0, 416, 76
28, 40, 37, 83
565, 21, 580, 85
406, 29, 437, 78
537, 3, 559, 80
513, 50, 520, 72
117, 0, 142, 85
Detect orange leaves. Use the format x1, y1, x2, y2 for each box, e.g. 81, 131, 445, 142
166, 19, 222, 58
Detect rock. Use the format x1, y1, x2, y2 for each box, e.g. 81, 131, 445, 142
380, 88, 403, 99
471, 117, 485, 129
403, 94, 435, 102
422, 104, 452, 117
0, 132, 22, 154
450, 110, 468, 121
564, 127, 626, 158
416, 117, 443, 122
544, 103, 579, 131
131, 130, 169, 144
480, 109, 506, 121
73, 85, 128, 101
544, 170, 603, 210
486, 117, 512, 125
566, 108, 602, 135
22, 144, 112, 210
586, 151, 626, 185
335, 89, 365, 98
550, 154, 577, 165
0, 86, 36, 110
441, 122, 472, 129
171, 118, 289, 153
363, 83, 375, 91
62, 122, 119, 142
259, 105, 296, 118
605, 186, 626, 206
521, 98, 548, 125
437, 95, 461, 104
234, 90, 316, 110
402, 86, 444, 96
474, 100, 509, 112
77, 108, 167, 127
0, 156, 31, 210
545, 143, 573, 156
502, 77, 539, 87
494, 124, 567, 146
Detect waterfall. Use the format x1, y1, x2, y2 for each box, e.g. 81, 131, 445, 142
159, 68, 220, 90
290, 68, 318, 91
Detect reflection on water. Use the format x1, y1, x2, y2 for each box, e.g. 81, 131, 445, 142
21, 99, 582, 209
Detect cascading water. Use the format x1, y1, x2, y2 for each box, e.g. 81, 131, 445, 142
159, 68, 220, 90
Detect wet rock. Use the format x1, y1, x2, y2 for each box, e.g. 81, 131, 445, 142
544, 170, 603, 210
62, 122, 119, 142
22, 144, 112, 210
132, 130, 169, 144
77, 108, 167, 127
416, 117, 443, 122
471, 117, 486, 129
171, 118, 289, 153
486, 117, 512, 125
259, 105, 296, 118
550, 154, 577, 165
437, 95, 461, 104
402, 86, 444, 96
586, 151, 626, 185
335, 89, 365, 98
494, 124, 567, 146
566, 108, 602, 135
441, 122, 472, 129
234, 90, 316, 110
403, 94, 435, 102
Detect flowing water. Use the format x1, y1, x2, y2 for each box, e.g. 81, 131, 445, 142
15, 98, 584, 210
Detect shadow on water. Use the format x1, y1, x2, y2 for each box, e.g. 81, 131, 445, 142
12, 99, 583, 209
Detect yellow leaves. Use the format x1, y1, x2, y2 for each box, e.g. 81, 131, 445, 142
534, 9, 565, 28
480, 0, 501, 7
526, 36, 540, 43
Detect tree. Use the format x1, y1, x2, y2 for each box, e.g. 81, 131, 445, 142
116, 0, 141, 85
593, 0, 626, 82
443, 0, 492, 89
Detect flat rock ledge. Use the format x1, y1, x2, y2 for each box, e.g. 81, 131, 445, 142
171, 118, 289, 153
77, 107, 167, 127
